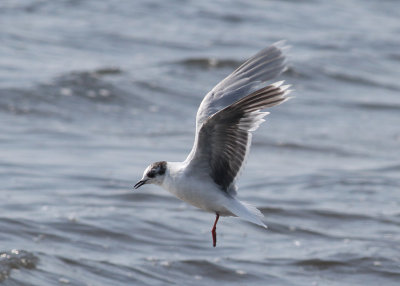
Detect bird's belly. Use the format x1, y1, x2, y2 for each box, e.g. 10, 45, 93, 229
165, 181, 233, 216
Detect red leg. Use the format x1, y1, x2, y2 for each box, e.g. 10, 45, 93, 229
211, 213, 220, 247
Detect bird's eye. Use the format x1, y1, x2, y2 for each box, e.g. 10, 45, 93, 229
147, 171, 156, 178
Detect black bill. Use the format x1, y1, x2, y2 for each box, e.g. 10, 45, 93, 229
133, 180, 147, 189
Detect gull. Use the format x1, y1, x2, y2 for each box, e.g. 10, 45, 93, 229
134, 42, 292, 247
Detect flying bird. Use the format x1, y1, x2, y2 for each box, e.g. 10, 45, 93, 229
134, 42, 292, 247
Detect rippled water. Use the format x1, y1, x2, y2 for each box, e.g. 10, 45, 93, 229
1, 0, 400, 285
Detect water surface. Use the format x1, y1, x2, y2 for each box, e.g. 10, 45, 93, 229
1, 0, 400, 285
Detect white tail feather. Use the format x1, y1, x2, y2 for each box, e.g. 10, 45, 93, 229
226, 198, 267, 228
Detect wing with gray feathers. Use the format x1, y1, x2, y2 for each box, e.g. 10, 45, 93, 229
195, 42, 288, 129
187, 81, 291, 192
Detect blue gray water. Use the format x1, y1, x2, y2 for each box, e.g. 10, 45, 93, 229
1, 0, 400, 285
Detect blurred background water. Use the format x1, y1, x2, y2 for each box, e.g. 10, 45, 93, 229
1, 0, 400, 285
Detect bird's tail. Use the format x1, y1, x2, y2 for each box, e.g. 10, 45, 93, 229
225, 198, 267, 228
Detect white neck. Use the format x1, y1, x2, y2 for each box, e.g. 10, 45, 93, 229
160, 161, 187, 192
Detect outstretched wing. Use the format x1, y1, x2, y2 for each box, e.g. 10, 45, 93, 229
186, 81, 291, 192
195, 42, 288, 130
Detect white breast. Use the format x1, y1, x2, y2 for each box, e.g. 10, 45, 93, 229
161, 162, 233, 216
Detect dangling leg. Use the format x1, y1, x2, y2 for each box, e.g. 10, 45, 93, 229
211, 213, 220, 247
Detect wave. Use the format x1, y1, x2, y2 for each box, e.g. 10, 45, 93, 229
293, 255, 400, 278
173, 58, 242, 70
253, 139, 362, 157
368, 163, 400, 173
388, 53, 400, 62
324, 71, 400, 91
0, 249, 38, 282
347, 101, 400, 112
57, 256, 174, 284
284, 64, 400, 92
47, 68, 124, 101
282, 66, 313, 80
0, 68, 134, 120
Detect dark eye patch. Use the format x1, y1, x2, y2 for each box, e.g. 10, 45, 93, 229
147, 161, 167, 178
147, 171, 156, 178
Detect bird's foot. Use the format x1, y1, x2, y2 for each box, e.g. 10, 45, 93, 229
212, 227, 217, 247
211, 213, 220, 247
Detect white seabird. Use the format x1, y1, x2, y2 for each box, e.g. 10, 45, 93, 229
134, 42, 292, 247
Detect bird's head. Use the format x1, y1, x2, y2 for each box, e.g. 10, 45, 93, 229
134, 161, 167, 189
